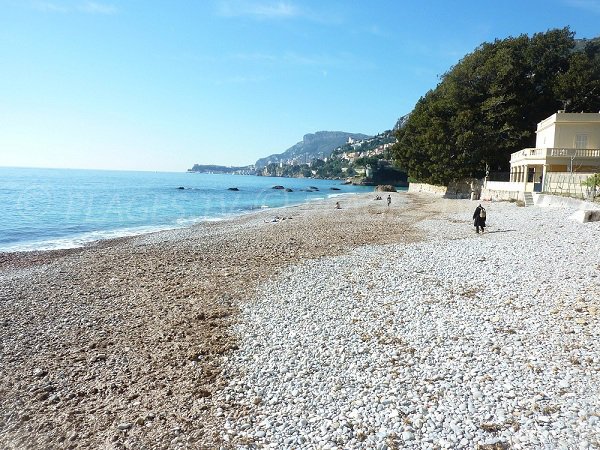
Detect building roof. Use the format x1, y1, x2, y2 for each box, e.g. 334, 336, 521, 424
537, 111, 600, 133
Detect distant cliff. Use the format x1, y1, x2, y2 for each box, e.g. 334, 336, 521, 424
393, 113, 410, 131
255, 131, 371, 169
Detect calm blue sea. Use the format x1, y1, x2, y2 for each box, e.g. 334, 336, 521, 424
0, 167, 378, 252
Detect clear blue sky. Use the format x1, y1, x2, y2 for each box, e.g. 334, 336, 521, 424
1, 0, 599, 171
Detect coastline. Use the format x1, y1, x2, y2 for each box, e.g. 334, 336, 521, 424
1, 192, 598, 449
0, 192, 421, 449
0, 184, 380, 255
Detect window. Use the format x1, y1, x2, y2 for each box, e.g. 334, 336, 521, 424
575, 134, 588, 149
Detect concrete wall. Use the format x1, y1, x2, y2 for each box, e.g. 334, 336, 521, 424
481, 181, 524, 202
486, 181, 523, 191
535, 194, 599, 210
544, 172, 597, 199
408, 183, 447, 196
446, 179, 481, 199
570, 210, 600, 223
481, 188, 523, 202
408, 179, 483, 199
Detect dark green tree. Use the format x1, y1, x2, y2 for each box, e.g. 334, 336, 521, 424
392, 28, 599, 185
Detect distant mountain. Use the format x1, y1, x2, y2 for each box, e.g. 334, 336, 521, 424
255, 131, 371, 169
393, 114, 410, 131
573, 36, 600, 52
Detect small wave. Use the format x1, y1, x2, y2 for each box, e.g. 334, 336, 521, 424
175, 216, 216, 226
202, 217, 225, 222
327, 192, 357, 199
0, 225, 177, 253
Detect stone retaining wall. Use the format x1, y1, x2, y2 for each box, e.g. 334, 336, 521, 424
408, 183, 447, 196
481, 189, 523, 202
408, 180, 482, 199
535, 194, 599, 210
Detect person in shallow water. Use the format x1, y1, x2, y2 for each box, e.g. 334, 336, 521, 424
473, 204, 486, 233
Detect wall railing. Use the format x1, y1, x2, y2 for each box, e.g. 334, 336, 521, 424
510, 147, 600, 162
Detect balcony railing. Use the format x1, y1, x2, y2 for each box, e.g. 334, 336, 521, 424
511, 147, 600, 162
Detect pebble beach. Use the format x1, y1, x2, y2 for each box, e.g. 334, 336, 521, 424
1, 192, 599, 449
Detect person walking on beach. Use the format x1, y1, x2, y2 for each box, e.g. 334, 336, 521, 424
387, 195, 391, 207
473, 204, 486, 233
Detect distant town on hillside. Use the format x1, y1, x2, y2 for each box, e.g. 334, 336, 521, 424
188, 118, 409, 185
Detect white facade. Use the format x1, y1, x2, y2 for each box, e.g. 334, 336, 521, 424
508, 111, 600, 193
535, 112, 600, 149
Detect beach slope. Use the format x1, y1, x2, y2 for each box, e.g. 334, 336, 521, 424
1, 193, 426, 449
1, 193, 598, 448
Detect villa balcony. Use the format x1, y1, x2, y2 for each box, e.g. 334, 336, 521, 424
511, 147, 600, 164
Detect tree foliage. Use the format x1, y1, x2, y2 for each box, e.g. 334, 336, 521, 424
392, 28, 600, 185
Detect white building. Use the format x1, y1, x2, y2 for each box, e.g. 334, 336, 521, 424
485, 111, 600, 200
510, 111, 600, 186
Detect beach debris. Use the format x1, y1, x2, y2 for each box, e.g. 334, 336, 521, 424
33, 368, 48, 378
476, 442, 510, 450
266, 216, 293, 223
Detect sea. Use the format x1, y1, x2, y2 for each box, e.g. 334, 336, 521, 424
0, 167, 382, 253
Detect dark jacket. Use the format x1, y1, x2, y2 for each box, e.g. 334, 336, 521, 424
473, 205, 486, 227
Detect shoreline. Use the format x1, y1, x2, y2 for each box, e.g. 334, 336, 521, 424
0, 192, 420, 449
0, 190, 378, 256
2, 192, 597, 449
